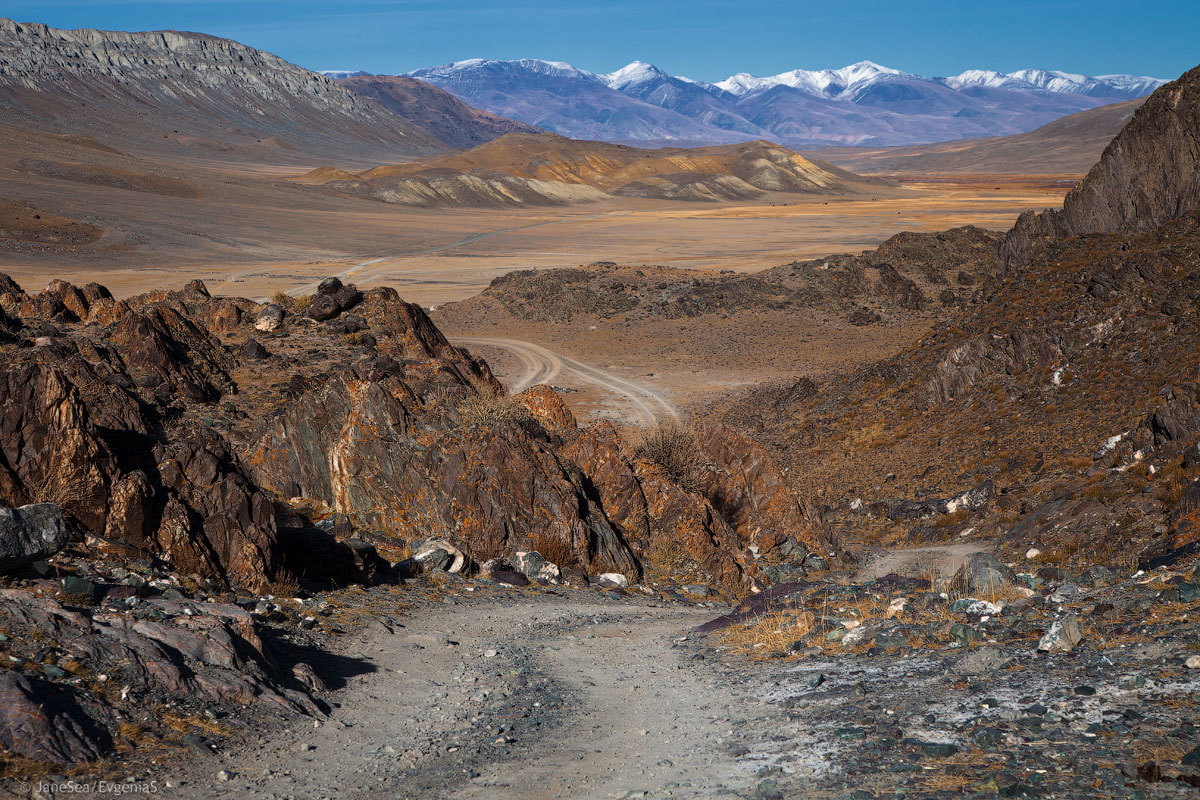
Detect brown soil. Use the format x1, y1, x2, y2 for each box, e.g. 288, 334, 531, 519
0, 199, 102, 246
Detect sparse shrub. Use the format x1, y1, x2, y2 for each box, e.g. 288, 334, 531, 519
457, 385, 526, 428
271, 290, 313, 313
268, 571, 301, 598
635, 421, 706, 493
932, 508, 969, 527
1159, 466, 1188, 510
529, 531, 578, 569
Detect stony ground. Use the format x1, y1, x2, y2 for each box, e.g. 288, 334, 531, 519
8, 552, 1198, 800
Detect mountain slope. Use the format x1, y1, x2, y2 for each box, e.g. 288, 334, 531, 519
0, 18, 444, 162
803, 99, 1144, 175
407, 59, 753, 144
333, 74, 543, 149
1002, 64, 1200, 270
406, 58, 1164, 147
715, 62, 1200, 569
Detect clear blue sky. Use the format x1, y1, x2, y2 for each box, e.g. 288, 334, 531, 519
7, 0, 1197, 81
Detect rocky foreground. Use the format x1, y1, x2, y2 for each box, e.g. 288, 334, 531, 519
3, 545, 1199, 799
0, 267, 843, 781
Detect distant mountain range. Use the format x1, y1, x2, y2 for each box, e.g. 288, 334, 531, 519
389, 59, 1164, 147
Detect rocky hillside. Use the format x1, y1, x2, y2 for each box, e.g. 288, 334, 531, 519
441, 225, 1000, 327
0, 274, 838, 601
334, 74, 543, 149
302, 133, 884, 207
805, 98, 1144, 176
0, 18, 444, 160
1001, 64, 1200, 271
715, 64, 1200, 570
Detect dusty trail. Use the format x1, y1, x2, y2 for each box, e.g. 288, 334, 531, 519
452, 335, 680, 426
158, 594, 749, 800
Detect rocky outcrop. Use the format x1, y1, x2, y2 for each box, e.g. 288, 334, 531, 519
0, 503, 71, 572
0, 18, 445, 159
1001, 64, 1200, 272
0, 586, 320, 765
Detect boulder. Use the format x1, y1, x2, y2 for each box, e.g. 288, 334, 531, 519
307, 293, 341, 322
317, 277, 344, 296
239, 337, 270, 360
513, 385, 577, 431
1038, 613, 1084, 653
513, 550, 560, 584
595, 572, 628, 589
951, 552, 1016, 596
0, 503, 71, 572
255, 303, 285, 332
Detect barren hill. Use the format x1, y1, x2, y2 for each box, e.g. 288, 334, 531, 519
304, 133, 885, 207
0, 17, 445, 162
335, 74, 544, 149
805, 99, 1144, 175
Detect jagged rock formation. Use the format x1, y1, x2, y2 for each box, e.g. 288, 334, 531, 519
0, 272, 830, 597
0, 587, 320, 765
1001, 64, 1200, 272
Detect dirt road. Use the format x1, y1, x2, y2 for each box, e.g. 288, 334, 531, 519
158, 592, 754, 800
452, 336, 680, 426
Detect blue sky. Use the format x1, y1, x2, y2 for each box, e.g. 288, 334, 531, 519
6, 0, 1197, 81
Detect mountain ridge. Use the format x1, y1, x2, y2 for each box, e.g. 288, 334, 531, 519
399, 57, 1164, 148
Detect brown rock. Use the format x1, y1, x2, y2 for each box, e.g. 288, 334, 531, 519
514, 384, 577, 431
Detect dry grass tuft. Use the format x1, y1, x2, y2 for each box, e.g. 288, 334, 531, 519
719, 610, 815, 658
458, 385, 526, 429
271, 291, 313, 313
269, 571, 301, 598
635, 421, 707, 493
529, 531, 579, 569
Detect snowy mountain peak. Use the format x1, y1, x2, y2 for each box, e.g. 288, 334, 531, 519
603, 61, 670, 89
320, 69, 371, 79
714, 61, 905, 99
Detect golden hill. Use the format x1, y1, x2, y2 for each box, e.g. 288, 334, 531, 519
302, 133, 881, 206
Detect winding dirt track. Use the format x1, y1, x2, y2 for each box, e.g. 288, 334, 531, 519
451, 336, 680, 427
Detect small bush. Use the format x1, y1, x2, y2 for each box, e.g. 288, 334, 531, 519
270, 291, 313, 313
529, 531, 578, 569
635, 421, 706, 492
457, 385, 525, 428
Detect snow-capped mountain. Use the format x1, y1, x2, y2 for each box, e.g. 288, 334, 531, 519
401, 58, 1166, 147
715, 61, 904, 99
945, 68, 1165, 98
319, 69, 371, 79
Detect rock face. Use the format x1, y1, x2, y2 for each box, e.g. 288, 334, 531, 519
1, 270, 821, 595
0, 587, 320, 765
0, 503, 71, 572
0, 670, 108, 764
0, 18, 444, 159
1002, 64, 1200, 272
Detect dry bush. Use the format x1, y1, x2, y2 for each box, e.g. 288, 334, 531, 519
719, 610, 815, 658
1159, 465, 1188, 510
529, 531, 579, 569
457, 385, 526, 429
269, 571, 301, 598
635, 421, 706, 492
932, 508, 969, 528
270, 291, 313, 313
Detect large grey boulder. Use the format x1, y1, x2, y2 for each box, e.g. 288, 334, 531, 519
951, 552, 1016, 596
0, 503, 71, 572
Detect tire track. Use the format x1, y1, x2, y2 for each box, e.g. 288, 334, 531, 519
451, 336, 678, 427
